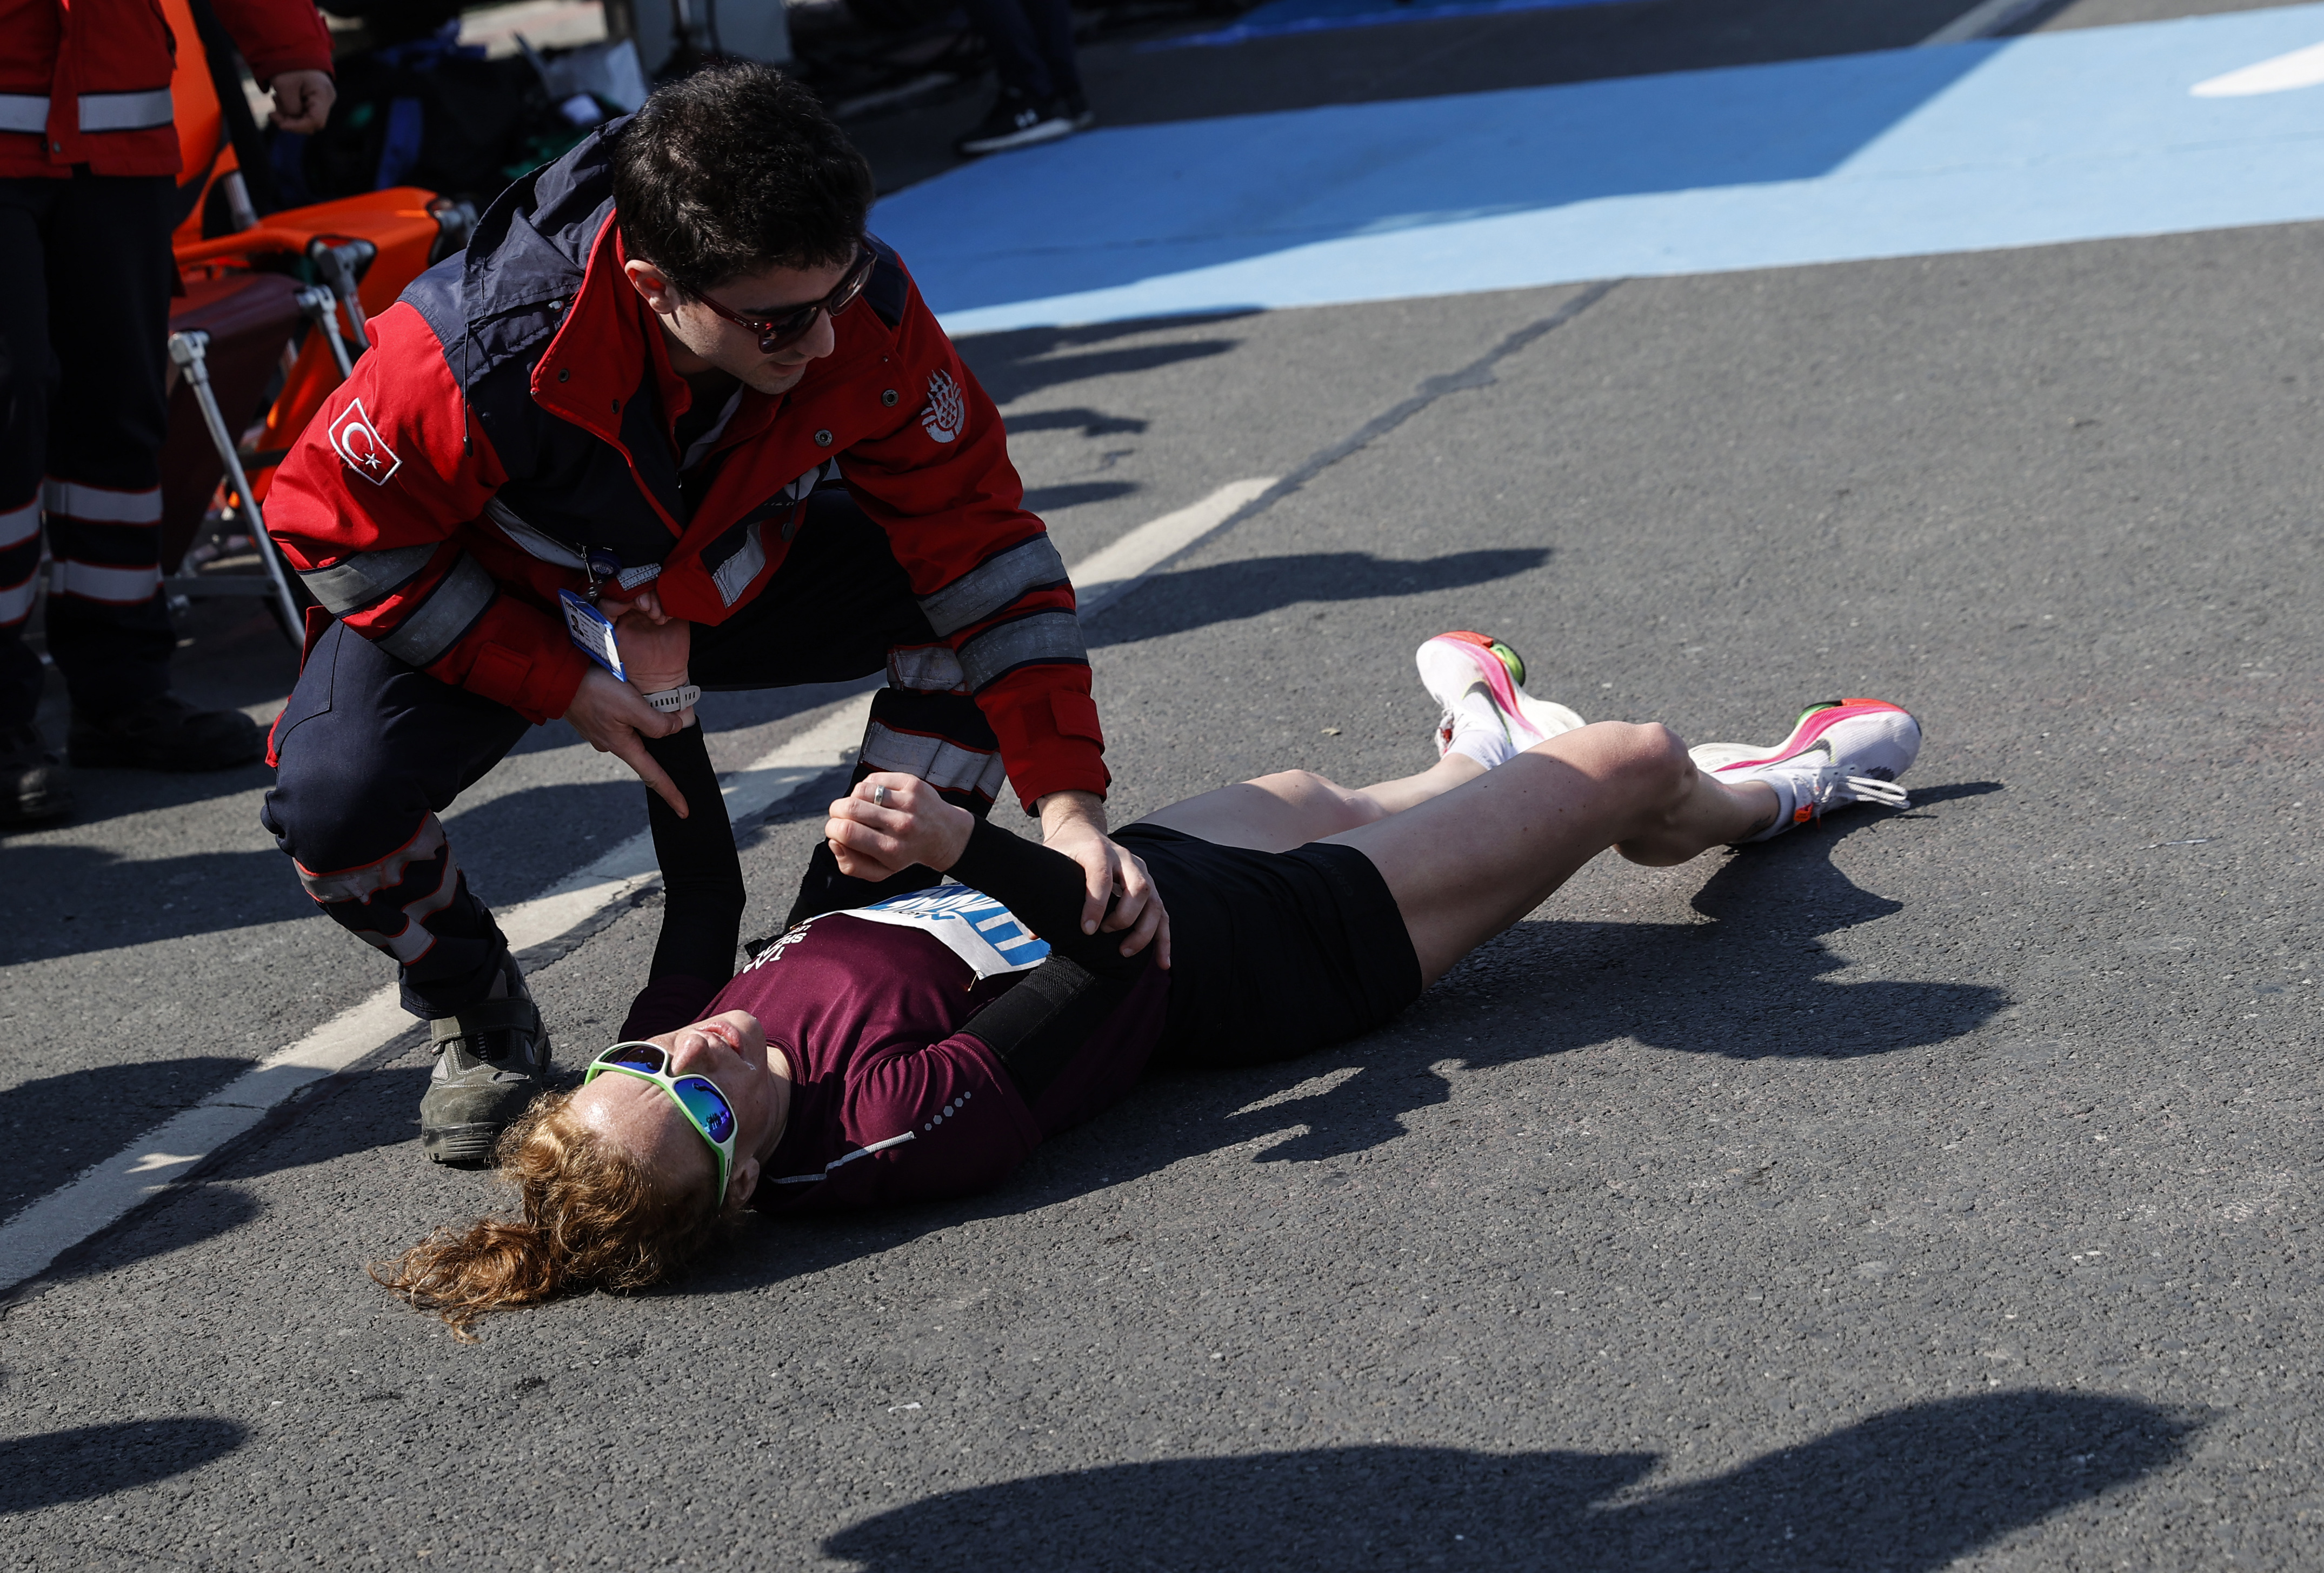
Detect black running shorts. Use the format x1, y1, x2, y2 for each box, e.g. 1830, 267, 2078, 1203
1113, 824, 1424, 1070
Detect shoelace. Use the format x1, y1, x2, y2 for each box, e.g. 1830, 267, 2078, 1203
1798, 762, 1910, 817
1436, 693, 1518, 755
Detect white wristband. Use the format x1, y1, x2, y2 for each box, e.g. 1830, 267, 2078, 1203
643, 684, 701, 714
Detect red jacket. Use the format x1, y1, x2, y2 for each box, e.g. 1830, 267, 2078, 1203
265, 126, 1108, 810
0, 0, 332, 178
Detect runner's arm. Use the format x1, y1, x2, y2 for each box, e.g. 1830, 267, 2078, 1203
768, 1035, 1044, 1212
824, 782, 1154, 1102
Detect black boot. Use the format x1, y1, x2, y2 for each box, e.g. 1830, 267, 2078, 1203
69, 695, 263, 770
0, 723, 73, 824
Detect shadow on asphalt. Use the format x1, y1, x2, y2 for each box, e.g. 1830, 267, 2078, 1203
0, 772, 643, 969
0, 1056, 259, 1222
1000, 407, 1151, 438
17, 1060, 428, 1292
1095, 548, 1554, 646
0, 757, 276, 837
0, 842, 306, 968
1230, 783, 2009, 1163
822, 1392, 2194, 1572
0, 1418, 249, 1514
958, 314, 1258, 408
1024, 480, 1146, 514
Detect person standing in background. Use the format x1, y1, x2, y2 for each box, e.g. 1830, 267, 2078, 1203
0, 0, 337, 824
953, 0, 1092, 156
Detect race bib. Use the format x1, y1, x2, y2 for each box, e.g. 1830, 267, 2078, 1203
840, 883, 1050, 979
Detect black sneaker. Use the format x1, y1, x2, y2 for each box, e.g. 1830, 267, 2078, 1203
68, 695, 264, 771
419, 995, 553, 1165
1063, 92, 1095, 130
0, 723, 72, 824
955, 90, 1076, 156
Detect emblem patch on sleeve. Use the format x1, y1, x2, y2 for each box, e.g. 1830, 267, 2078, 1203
329, 399, 403, 485
920, 370, 965, 444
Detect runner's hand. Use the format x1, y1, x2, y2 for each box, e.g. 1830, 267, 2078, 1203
565, 664, 690, 817
824, 772, 971, 879
1039, 790, 1170, 969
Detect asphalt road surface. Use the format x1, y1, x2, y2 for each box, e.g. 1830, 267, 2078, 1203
4, 0, 2322, 1565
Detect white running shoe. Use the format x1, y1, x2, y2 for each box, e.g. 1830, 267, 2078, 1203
1415, 631, 1585, 760
1692, 698, 1920, 842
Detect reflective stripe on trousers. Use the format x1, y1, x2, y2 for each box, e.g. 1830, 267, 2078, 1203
43, 478, 162, 523
0, 496, 36, 625
50, 559, 160, 604
295, 813, 468, 967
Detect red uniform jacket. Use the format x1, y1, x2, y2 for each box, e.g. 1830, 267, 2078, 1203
264, 124, 1107, 809
0, 0, 332, 178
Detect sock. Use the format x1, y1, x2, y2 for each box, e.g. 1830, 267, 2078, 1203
1732, 769, 1799, 843
1443, 684, 1516, 770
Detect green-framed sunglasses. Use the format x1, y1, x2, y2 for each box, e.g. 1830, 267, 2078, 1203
584, 1041, 739, 1216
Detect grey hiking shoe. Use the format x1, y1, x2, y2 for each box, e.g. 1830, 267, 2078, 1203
419, 997, 552, 1165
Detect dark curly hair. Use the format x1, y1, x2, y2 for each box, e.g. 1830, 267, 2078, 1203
610, 59, 874, 297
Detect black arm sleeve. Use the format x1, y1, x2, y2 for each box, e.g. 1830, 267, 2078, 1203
942, 819, 1147, 976
944, 819, 1155, 1104
616, 723, 745, 1039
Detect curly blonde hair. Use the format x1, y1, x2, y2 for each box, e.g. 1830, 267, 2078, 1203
374, 1091, 734, 1336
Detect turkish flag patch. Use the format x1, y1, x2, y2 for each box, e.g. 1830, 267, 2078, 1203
329, 398, 402, 485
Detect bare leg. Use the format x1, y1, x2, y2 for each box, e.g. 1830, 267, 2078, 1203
1325, 722, 1779, 985
1136, 752, 1486, 854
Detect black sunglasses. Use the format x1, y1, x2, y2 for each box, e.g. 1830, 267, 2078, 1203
694, 243, 877, 355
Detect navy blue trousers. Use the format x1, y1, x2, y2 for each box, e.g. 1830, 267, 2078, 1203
0, 173, 181, 728
262, 490, 1003, 1017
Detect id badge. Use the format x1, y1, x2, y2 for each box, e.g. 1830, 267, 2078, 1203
558, 589, 627, 681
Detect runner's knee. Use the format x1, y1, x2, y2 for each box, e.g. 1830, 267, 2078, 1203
1603, 722, 1693, 807
1246, 769, 1380, 832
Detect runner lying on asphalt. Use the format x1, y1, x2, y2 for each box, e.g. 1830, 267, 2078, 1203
380, 634, 1921, 1331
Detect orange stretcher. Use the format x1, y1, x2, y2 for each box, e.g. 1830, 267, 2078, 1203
157, 0, 474, 638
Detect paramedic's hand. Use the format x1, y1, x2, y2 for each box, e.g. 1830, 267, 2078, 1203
1039, 790, 1170, 969
568, 665, 690, 818
825, 772, 971, 881
267, 71, 336, 135
614, 611, 694, 728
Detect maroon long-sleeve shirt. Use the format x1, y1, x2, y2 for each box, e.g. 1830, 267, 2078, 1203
691, 828, 1169, 1214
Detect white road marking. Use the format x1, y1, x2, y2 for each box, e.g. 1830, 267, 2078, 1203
0, 477, 1275, 1295
2190, 40, 2324, 96
1068, 477, 1276, 618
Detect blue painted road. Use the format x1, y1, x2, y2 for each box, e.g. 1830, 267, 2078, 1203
874, 4, 2324, 334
